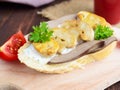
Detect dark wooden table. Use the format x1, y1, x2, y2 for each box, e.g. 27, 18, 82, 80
0, 0, 120, 90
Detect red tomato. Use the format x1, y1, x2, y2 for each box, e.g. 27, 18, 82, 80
0, 31, 26, 61
117, 41, 120, 48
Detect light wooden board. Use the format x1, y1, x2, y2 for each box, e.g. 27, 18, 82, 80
0, 27, 120, 90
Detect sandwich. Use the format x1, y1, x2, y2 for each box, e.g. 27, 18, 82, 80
18, 11, 117, 73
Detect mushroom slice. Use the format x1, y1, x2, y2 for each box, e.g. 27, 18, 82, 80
52, 28, 77, 53
60, 20, 77, 29
77, 11, 107, 28
78, 21, 94, 41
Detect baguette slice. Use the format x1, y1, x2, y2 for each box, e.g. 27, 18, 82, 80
18, 11, 117, 74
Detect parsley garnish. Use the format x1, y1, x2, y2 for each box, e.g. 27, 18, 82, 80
94, 25, 113, 40
29, 22, 53, 43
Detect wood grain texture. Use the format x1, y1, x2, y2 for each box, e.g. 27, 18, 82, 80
0, 0, 120, 90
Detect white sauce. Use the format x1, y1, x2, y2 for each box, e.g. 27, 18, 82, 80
23, 44, 55, 65
61, 47, 75, 54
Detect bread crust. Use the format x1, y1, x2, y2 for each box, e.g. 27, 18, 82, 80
18, 41, 117, 74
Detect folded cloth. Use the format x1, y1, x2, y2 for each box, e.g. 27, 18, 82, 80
0, 0, 54, 7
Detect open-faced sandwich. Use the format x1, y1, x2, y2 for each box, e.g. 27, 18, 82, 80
18, 11, 117, 73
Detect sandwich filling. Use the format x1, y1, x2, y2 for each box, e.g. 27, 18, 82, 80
22, 36, 117, 65
25, 11, 117, 65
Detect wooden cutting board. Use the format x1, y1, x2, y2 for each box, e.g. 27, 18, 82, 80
0, 27, 120, 90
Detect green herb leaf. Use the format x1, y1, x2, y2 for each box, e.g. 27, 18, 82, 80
94, 25, 113, 40
29, 22, 53, 43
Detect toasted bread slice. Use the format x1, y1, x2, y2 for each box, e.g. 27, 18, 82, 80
18, 11, 117, 73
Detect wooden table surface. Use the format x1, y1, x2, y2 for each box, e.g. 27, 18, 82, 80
0, 0, 120, 90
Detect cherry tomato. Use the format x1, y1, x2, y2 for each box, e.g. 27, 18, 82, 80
0, 31, 26, 61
